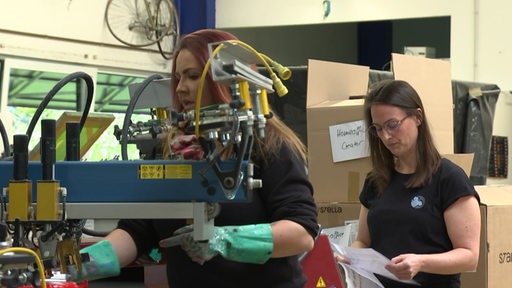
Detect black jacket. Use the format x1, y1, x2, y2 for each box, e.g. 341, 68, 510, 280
117, 143, 319, 288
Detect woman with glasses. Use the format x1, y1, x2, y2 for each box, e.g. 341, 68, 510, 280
340, 79, 480, 288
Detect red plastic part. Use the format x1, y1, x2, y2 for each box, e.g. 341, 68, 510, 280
301, 234, 343, 288
19, 280, 88, 288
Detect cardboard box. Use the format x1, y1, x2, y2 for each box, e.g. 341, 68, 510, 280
444, 153, 474, 177
392, 54, 454, 152
306, 60, 369, 203
316, 202, 361, 229
461, 185, 512, 288
307, 55, 454, 202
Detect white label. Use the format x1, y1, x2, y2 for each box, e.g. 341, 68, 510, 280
329, 120, 369, 163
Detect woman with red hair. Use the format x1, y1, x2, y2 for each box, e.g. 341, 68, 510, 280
78, 29, 319, 288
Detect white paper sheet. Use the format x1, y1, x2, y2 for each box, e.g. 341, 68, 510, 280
332, 244, 420, 286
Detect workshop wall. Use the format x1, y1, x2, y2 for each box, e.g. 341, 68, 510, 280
217, 0, 512, 184
0, 0, 171, 73
216, 0, 476, 84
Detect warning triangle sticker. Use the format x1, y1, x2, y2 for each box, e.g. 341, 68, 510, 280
316, 276, 327, 287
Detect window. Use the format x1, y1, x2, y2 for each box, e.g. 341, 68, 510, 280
2, 58, 163, 160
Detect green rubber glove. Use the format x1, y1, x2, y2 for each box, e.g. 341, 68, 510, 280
70, 240, 121, 282
159, 224, 274, 265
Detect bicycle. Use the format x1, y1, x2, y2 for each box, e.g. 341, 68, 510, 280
105, 0, 180, 60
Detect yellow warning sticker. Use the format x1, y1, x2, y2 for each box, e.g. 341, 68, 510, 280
164, 164, 193, 179
139, 164, 164, 179
316, 276, 327, 287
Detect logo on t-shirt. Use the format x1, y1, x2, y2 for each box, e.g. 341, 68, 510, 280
410, 195, 425, 209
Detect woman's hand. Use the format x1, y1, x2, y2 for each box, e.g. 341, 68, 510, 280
385, 253, 423, 280
335, 254, 351, 264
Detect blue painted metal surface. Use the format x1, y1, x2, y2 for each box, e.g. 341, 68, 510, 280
176, 0, 216, 35
0, 160, 249, 203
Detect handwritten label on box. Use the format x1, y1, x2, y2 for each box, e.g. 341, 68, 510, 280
329, 120, 369, 163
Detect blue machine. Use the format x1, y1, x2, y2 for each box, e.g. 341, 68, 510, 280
0, 159, 252, 203
0, 39, 292, 287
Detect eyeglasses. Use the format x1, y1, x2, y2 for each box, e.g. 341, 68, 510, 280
368, 115, 410, 137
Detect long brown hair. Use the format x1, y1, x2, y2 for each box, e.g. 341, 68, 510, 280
164, 29, 307, 163
364, 79, 441, 193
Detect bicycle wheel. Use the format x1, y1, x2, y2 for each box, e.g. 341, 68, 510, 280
156, 0, 180, 60
105, 0, 173, 47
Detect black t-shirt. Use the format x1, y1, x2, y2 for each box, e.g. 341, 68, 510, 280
117, 143, 319, 288
359, 158, 479, 288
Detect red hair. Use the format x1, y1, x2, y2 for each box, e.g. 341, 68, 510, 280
171, 29, 238, 111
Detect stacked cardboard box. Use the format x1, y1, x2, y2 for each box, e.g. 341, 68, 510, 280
462, 185, 512, 288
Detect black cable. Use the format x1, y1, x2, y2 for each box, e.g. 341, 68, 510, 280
40, 222, 66, 243
0, 194, 5, 223
21, 72, 94, 240
0, 118, 10, 159
81, 227, 110, 237
25, 71, 94, 143
121, 74, 164, 160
